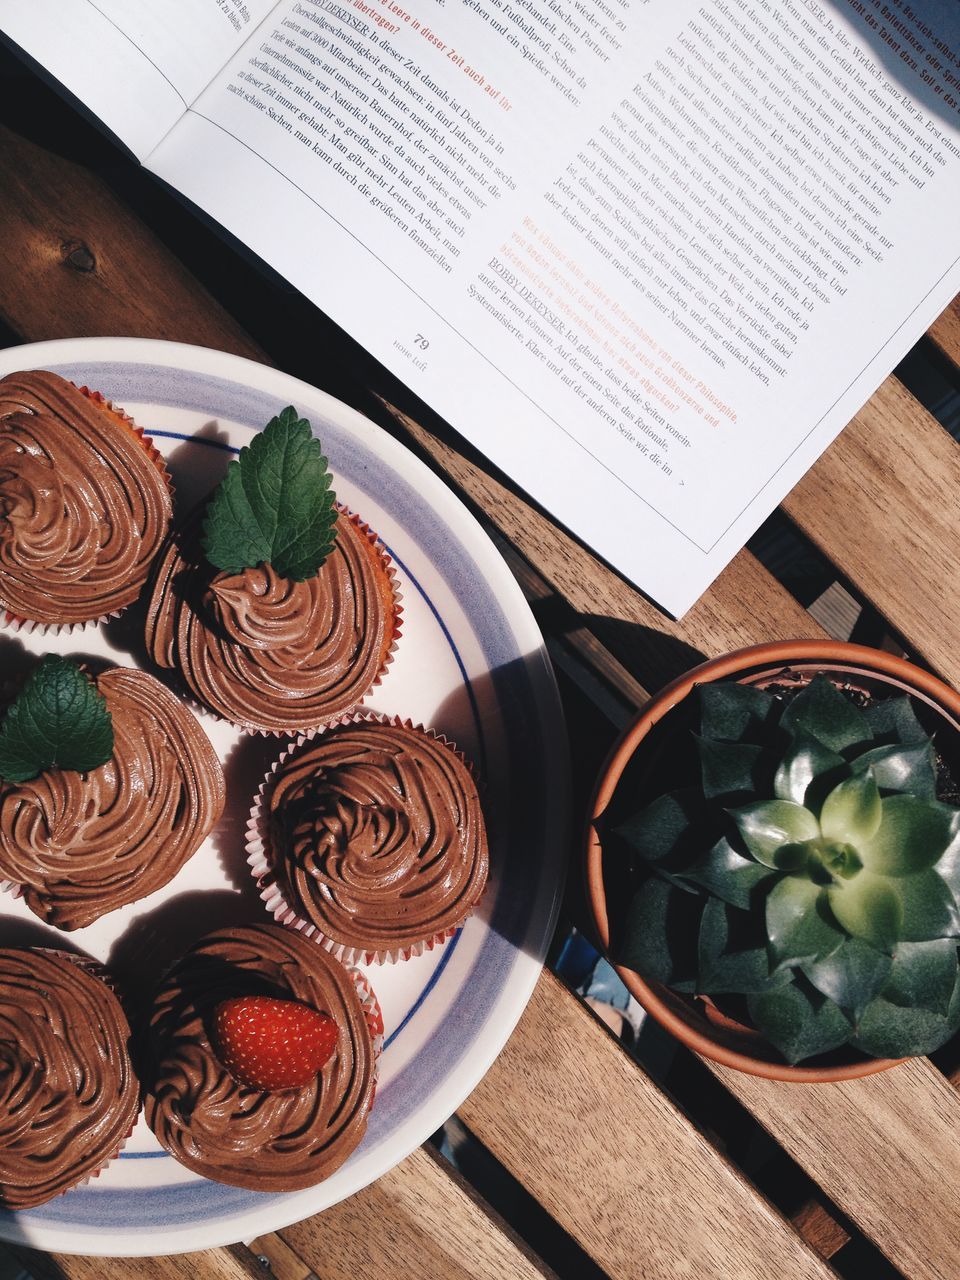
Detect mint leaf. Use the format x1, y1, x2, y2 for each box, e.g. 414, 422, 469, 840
0, 656, 113, 783
201, 406, 338, 581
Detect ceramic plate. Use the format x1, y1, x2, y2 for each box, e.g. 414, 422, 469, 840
0, 338, 567, 1256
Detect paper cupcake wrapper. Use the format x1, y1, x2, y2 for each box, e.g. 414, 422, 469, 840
348, 965, 384, 1101
247, 714, 479, 964
1, 384, 173, 633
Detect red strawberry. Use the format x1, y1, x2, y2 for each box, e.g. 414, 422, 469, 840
213, 995, 338, 1092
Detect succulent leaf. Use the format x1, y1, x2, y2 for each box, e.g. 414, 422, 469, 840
864, 695, 928, 746
779, 675, 871, 755
748, 981, 852, 1064
773, 728, 846, 807
766, 876, 845, 967
827, 872, 902, 950
820, 770, 882, 847
934, 823, 960, 900
615, 877, 700, 988
859, 795, 957, 877
730, 799, 820, 866
611, 670, 960, 1063
699, 683, 775, 742
850, 741, 937, 798
695, 736, 763, 802
890, 870, 960, 941
682, 836, 775, 909
800, 937, 892, 1018
611, 788, 697, 865
852, 963, 960, 1058
884, 939, 959, 1017
697, 898, 780, 994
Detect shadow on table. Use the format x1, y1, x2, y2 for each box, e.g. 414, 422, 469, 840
412, 652, 572, 963
578, 614, 705, 696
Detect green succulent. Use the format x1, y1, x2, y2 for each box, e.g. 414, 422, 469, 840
609, 674, 960, 1064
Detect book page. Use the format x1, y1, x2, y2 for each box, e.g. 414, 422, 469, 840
147, 0, 960, 614
1, 0, 277, 158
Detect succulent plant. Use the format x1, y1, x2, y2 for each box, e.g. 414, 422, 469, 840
609, 674, 960, 1064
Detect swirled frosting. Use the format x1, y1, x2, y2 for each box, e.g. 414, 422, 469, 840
0, 949, 138, 1208
0, 370, 172, 624
265, 721, 488, 953
0, 667, 225, 931
144, 924, 376, 1191
145, 506, 397, 734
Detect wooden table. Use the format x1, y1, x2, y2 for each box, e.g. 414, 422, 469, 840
3, 44, 960, 1280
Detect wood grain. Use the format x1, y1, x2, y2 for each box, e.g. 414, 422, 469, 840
781, 377, 960, 689
928, 296, 960, 366
279, 1145, 557, 1280
246, 1234, 315, 1280
710, 1055, 960, 1280
0, 122, 264, 360
382, 403, 828, 694
8, 1244, 263, 1280
458, 971, 836, 1280
393, 412, 960, 1277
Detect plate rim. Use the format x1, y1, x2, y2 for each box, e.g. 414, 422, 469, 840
0, 337, 569, 1255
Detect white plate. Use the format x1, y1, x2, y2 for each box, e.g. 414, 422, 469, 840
0, 338, 568, 1256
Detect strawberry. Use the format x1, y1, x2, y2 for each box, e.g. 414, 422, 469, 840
213, 995, 338, 1092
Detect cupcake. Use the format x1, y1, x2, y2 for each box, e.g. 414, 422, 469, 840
0, 948, 139, 1208
0, 369, 172, 628
144, 406, 399, 735
143, 923, 380, 1191
0, 656, 225, 931
249, 717, 489, 963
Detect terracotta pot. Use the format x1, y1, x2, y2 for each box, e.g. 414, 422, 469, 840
584, 640, 960, 1083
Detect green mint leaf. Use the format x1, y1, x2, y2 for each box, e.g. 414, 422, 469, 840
201, 406, 338, 581
0, 656, 113, 783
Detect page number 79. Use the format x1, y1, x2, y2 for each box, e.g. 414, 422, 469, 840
414, 334, 429, 351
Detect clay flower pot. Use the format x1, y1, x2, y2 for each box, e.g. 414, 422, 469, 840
584, 640, 960, 1082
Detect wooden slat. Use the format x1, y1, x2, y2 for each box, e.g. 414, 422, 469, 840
782, 376, 960, 689
710, 1056, 960, 1280
246, 1234, 315, 1280
277, 1144, 557, 1280
791, 1201, 850, 1261
457, 972, 835, 1280
0, 121, 264, 361
383, 403, 828, 691
928, 295, 960, 367
10, 1244, 262, 1280
390, 414, 960, 1276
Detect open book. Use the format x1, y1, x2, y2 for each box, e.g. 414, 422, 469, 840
5, 0, 960, 615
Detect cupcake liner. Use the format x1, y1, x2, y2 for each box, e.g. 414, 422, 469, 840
341, 504, 404, 717
1, 383, 174, 633
348, 965, 384, 1098
247, 714, 482, 964
76, 385, 172, 488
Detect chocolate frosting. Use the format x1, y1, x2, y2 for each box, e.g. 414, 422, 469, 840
0, 668, 225, 931
144, 924, 376, 1191
0, 949, 138, 1209
266, 721, 488, 952
0, 370, 172, 624
145, 506, 396, 734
